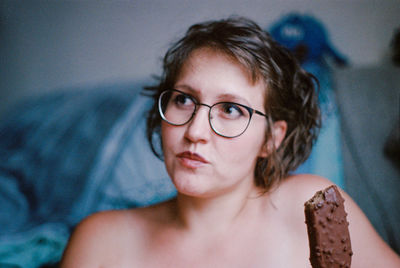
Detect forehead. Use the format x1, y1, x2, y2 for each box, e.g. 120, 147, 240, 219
179, 47, 259, 84
175, 47, 267, 107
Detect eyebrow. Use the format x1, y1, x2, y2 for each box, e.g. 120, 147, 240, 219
174, 85, 199, 95
215, 93, 251, 106
174, 84, 251, 106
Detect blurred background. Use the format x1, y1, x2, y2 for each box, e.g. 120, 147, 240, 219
1, 0, 399, 116
0, 1, 399, 267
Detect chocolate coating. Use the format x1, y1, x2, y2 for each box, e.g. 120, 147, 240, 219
304, 185, 353, 268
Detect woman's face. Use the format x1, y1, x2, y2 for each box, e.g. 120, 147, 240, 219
161, 48, 270, 198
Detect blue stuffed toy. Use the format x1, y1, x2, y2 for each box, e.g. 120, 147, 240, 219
270, 13, 348, 66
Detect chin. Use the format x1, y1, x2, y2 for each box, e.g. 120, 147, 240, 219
171, 174, 221, 199
172, 175, 207, 196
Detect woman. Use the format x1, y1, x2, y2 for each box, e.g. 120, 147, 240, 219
61, 17, 400, 267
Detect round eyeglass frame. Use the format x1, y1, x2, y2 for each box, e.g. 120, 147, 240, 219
158, 89, 269, 138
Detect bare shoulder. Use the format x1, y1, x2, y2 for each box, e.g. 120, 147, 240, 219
60, 200, 176, 267
266, 174, 335, 239
60, 210, 136, 267
274, 173, 334, 201
268, 173, 334, 219
273, 174, 400, 267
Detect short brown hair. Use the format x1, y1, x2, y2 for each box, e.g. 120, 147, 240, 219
144, 16, 321, 191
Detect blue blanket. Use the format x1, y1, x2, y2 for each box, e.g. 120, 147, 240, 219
0, 82, 176, 267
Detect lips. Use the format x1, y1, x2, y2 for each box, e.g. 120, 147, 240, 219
176, 151, 209, 168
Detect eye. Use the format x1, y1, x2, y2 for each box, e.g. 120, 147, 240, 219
217, 102, 246, 119
172, 92, 195, 109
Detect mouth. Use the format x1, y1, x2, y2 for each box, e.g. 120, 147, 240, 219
176, 151, 209, 168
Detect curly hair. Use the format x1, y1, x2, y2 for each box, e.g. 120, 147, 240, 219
144, 16, 321, 191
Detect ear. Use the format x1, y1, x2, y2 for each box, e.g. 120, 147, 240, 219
259, 120, 287, 158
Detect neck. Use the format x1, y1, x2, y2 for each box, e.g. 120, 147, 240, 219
173, 184, 264, 234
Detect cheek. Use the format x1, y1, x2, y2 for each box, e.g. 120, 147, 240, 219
161, 123, 188, 170
161, 123, 178, 155
161, 124, 177, 177
215, 134, 264, 173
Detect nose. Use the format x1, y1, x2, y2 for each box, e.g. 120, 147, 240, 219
184, 104, 211, 143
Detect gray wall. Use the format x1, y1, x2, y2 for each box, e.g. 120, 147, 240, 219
1, 0, 400, 117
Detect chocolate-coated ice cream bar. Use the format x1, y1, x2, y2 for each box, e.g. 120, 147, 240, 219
304, 185, 353, 268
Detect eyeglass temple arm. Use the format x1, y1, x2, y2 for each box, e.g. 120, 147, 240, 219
254, 110, 268, 118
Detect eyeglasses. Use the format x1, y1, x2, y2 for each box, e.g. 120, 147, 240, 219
158, 89, 268, 138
